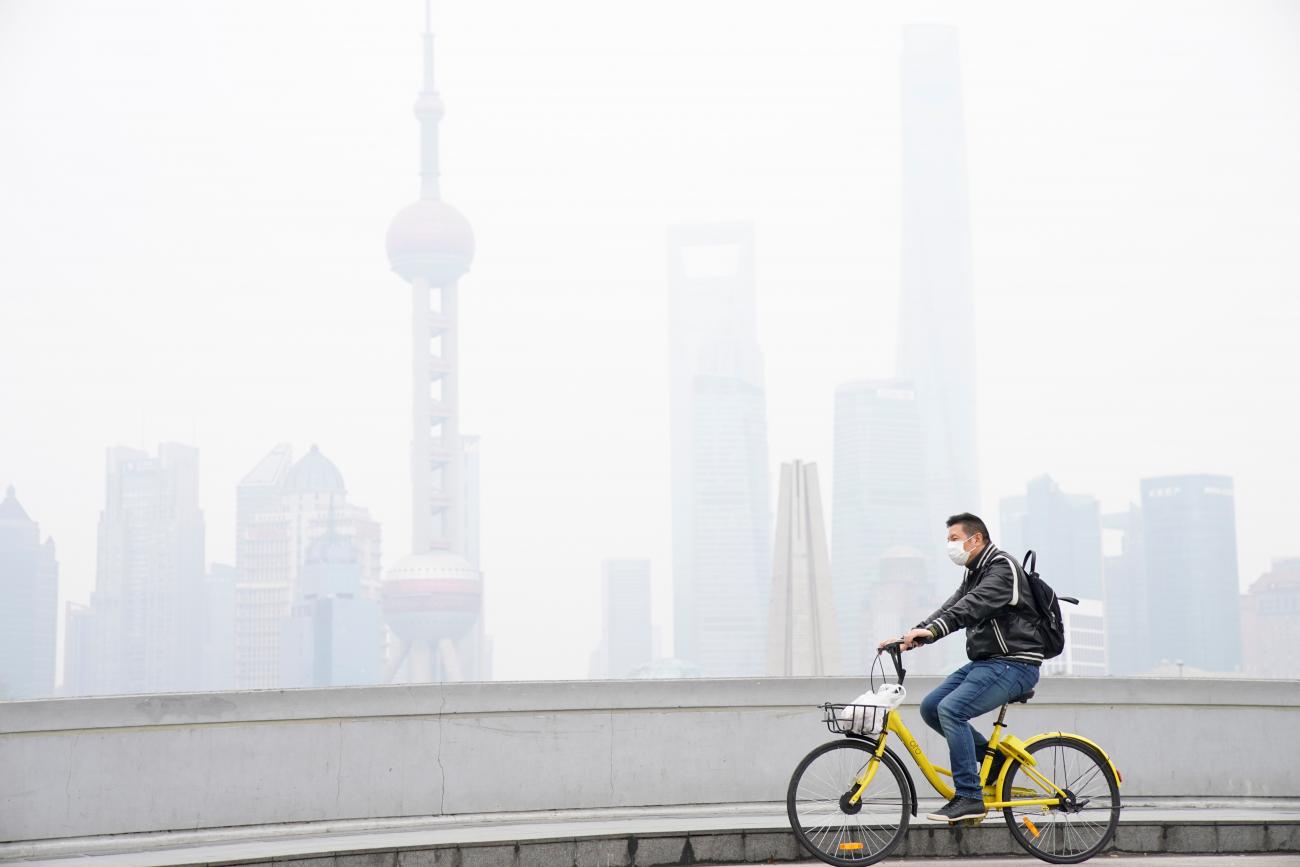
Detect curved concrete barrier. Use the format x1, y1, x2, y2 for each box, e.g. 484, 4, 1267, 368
2, 675, 1298, 844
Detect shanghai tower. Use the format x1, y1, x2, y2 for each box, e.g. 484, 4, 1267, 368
897, 24, 980, 545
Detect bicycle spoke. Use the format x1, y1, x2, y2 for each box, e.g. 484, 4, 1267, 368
999, 737, 1119, 863
789, 741, 907, 863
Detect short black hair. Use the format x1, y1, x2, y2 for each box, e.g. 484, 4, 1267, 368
946, 512, 991, 544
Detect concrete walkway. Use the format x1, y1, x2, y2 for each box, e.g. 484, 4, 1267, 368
1, 799, 1297, 866
730, 859, 1300, 866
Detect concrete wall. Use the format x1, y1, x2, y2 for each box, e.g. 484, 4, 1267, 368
2, 675, 1298, 843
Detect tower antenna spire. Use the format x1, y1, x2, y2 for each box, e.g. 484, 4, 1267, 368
417, 0, 443, 199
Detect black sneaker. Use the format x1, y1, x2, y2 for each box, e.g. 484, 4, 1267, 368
926, 796, 988, 823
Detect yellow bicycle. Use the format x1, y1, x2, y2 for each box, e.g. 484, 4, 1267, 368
787, 643, 1122, 865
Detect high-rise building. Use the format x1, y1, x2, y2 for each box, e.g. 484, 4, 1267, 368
1042, 599, 1107, 677
0, 486, 59, 699
872, 548, 951, 676
382, 12, 488, 683
831, 379, 929, 673
74, 444, 205, 695
232, 444, 381, 689
589, 558, 653, 679
1240, 558, 1300, 679
898, 23, 980, 544
1101, 505, 1148, 676
668, 222, 772, 677
281, 520, 383, 688
1000, 476, 1103, 601
194, 564, 237, 692
62, 601, 97, 696
767, 461, 838, 677
1140, 474, 1240, 673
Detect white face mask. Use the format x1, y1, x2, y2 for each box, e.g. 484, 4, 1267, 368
947, 537, 974, 566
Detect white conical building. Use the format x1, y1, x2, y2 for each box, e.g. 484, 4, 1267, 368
767, 461, 838, 677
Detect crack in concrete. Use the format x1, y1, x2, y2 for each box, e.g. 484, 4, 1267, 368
435, 687, 447, 815
335, 720, 344, 807
608, 710, 616, 805
63, 734, 77, 822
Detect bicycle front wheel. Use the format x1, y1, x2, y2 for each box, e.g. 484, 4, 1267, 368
787, 739, 910, 866
1001, 735, 1121, 864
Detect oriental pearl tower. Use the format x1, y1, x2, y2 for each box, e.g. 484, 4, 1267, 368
382, 4, 485, 683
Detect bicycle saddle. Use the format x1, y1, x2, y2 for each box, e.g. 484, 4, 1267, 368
1009, 689, 1035, 704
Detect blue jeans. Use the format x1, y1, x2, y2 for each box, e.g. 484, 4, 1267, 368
919, 659, 1040, 799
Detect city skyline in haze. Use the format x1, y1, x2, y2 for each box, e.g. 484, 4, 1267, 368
2, 0, 1299, 681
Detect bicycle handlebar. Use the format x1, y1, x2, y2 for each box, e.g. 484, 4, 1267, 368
876, 633, 933, 685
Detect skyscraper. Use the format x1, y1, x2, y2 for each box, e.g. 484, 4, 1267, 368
62, 601, 97, 696
0, 486, 58, 699
1140, 474, 1240, 673
77, 444, 205, 695
281, 518, 383, 688
831, 379, 928, 673
1241, 558, 1300, 679
233, 444, 381, 689
589, 558, 653, 679
898, 24, 980, 540
194, 563, 237, 692
382, 10, 487, 683
874, 547, 951, 677
668, 222, 772, 677
1000, 476, 1104, 601
1101, 504, 1148, 676
768, 461, 838, 677
1041, 599, 1107, 677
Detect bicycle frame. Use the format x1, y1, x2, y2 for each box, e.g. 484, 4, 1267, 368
847, 708, 1069, 811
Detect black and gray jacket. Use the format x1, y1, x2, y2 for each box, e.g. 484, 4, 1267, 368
915, 543, 1045, 666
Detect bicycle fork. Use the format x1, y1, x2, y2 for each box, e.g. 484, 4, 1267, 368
846, 734, 891, 805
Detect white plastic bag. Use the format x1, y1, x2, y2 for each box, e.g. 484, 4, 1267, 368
836, 684, 906, 735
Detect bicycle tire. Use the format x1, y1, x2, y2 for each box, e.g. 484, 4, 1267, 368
1000, 735, 1121, 864
787, 739, 910, 866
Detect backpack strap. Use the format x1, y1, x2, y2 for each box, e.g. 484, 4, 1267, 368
1023, 549, 1037, 575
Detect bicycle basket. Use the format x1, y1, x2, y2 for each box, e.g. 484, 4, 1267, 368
822, 702, 889, 736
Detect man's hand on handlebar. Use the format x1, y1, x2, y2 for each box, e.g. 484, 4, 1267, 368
878, 628, 934, 653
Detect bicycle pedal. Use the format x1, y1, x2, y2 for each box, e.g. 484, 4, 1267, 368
960, 816, 986, 827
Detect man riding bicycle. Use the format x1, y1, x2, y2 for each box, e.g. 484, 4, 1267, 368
879, 512, 1044, 824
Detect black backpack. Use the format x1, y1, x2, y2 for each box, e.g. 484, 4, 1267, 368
1021, 550, 1078, 660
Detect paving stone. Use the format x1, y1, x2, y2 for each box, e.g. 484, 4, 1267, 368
907, 827, 957, 858
459, 844, 516, 867
957, 824, 1013, 856
686, 833, 742, 863
574, 838, 630, 867
1216, 823, 1266, 853
1265, 822, 1300, 852
741, 831, 798, 862
1114, 823, 1163, 853
1165, 824, 1217, 854
338, 854, 397, 867
397, 849, 459, 867
631, 836, 686, 866
277, 859, 336, 867
517, 841, 575, 867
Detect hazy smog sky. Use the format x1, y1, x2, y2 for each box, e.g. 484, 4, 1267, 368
2, 0, 1298, 680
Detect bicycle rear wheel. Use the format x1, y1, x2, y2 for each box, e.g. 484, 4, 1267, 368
1001, 736, 1121, 864
787, 739, 910, 866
